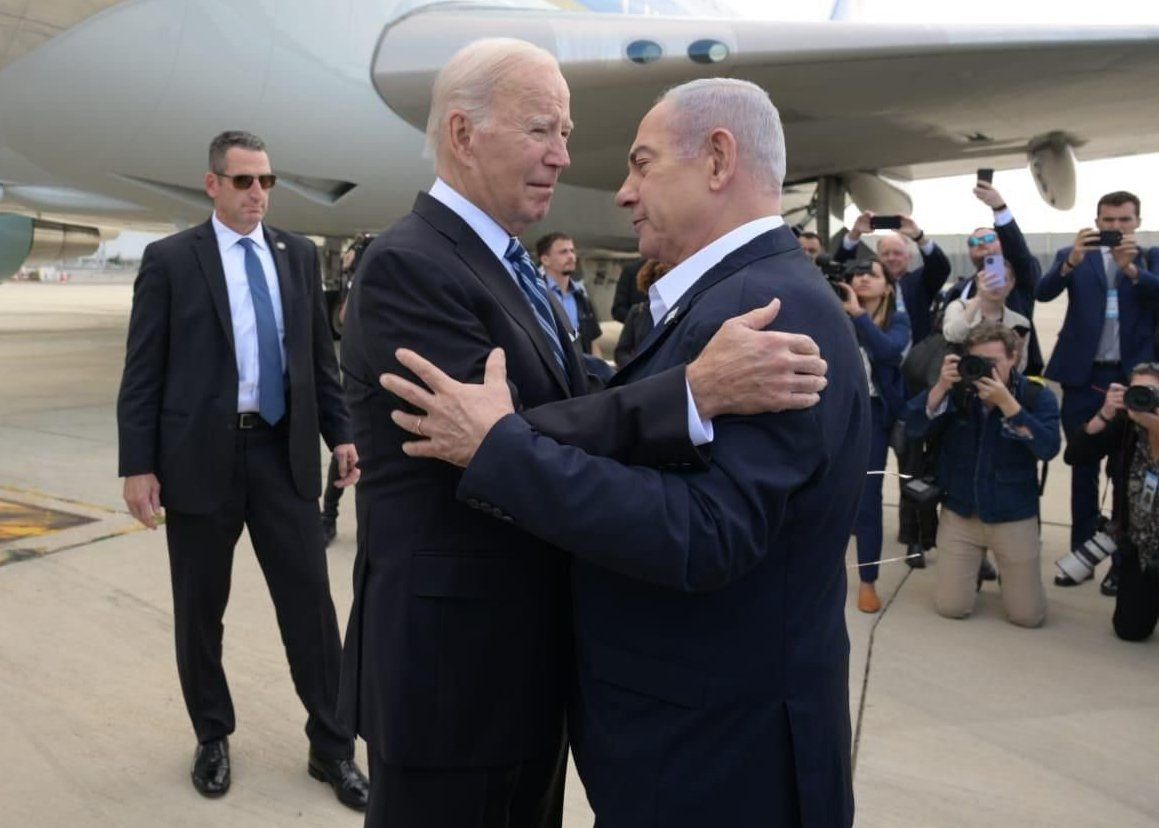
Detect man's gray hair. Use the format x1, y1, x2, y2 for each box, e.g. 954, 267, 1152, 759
425, 38, 559, 159
208, 130, 266, 173
659, 78, 785, 191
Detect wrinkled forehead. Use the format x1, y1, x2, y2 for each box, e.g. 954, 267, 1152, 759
496, 61, 571, 114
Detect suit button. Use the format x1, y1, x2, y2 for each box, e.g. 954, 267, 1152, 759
466, 498, 480, 509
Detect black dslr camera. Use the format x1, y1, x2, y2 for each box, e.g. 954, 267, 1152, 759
957, 354, 996, 385
1124, 384, 1159, 413
815, 253, 848, 299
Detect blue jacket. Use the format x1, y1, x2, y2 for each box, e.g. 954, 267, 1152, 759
459, 227, 867, 827
907, 374, 1061, 522
1036, 246, 1159, 387
853, 310, 911, 423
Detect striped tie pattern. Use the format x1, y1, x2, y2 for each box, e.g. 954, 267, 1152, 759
504, 238, 569, 378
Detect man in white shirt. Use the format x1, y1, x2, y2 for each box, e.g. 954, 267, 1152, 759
116, 131, 368, 809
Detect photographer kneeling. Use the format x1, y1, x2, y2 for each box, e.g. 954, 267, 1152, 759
1065, 366, 1159, 641
907, 322, 1061, 627
836, 258, 912, 613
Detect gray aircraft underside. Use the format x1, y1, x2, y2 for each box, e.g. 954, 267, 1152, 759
1, 0, 1158, 274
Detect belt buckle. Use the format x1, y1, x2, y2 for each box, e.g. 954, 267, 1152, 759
238, 412, 259, 430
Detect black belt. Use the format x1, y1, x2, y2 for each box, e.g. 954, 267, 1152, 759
1093, 361, 1122, 369
236, 412, 274, 430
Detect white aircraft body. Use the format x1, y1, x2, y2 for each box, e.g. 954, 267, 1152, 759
2, 0, 1159, 276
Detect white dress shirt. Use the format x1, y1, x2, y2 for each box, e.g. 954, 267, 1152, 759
212, 213, 286, 413
649, 216, 787, 444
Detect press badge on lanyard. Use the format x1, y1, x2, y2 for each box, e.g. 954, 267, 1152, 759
1142, 469, 1159, 513
1106, 288, 1119, 321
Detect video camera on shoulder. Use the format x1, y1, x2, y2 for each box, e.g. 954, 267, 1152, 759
1124, 384, 1159, 413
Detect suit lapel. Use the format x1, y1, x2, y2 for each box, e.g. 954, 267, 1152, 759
193, 220, 236, 355
613, 225, 800, 385
413, 193, 571, 396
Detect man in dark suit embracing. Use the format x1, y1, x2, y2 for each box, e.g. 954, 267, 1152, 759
385, 78, 870, 827
339, 40, 832, 828
116, 131, 368, 809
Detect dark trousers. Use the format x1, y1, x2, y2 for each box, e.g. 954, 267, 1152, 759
365, 740, 567, 828
322, 453, 345, 521
164, 425, 352, 758
894, 424, 938, 549
1061, 364, 1126, 550
854, 398, 891, 584
1113, 547, 1159, 642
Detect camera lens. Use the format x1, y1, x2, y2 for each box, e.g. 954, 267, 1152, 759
959, 355, 991, 383
1124, 384, 1159, 412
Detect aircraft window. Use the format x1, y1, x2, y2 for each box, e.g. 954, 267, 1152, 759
626, 40, 664, 64
688, 39, 729, 63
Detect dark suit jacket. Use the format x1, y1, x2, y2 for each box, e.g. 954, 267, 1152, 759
337, 193, 699, 768
459, 226, 869, 827
1036, 245, 1159, 387
117, 219, 348, 514
835, 238, 950, 343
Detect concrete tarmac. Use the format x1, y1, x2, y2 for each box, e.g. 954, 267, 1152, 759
0, 280, 1156, 827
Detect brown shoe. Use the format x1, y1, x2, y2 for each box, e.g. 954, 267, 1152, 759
858, 583, 881, 614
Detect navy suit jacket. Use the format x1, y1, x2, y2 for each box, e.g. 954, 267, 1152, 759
1036, 245, 1159, 387
460, 225, 869, 827
338, 193, 702, 768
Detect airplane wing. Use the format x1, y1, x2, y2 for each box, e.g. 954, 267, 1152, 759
372, 5, 1159, 196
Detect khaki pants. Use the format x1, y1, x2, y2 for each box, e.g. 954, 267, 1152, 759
935, 509, 1046, 628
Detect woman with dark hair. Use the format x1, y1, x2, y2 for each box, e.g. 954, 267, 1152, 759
837, 258, 912, 612
1065, 363, 1159, 640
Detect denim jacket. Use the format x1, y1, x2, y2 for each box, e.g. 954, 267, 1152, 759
907, 373, 1061, 522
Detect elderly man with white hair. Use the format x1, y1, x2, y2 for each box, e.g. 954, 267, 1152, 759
338, 40, 831, 827
383, 76, 869, 827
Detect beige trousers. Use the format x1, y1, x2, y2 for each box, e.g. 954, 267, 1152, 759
935, 509, 1046, 628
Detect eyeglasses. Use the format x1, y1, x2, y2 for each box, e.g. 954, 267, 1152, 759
215, 173, 277, 190
967, 232, 998, 248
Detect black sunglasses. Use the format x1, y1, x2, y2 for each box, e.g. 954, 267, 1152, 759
215, 172, 277, 190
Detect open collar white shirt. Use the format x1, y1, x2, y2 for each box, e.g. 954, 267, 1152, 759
212, 213, 286, 413
646, 216, 785, 444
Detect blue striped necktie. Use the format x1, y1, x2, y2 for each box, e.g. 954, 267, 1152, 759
504, 238, 569, 378
238, 238, 286, 425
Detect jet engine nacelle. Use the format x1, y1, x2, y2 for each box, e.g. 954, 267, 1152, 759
843, 172, 914, 218
0, 214, 101, 280
1027, 133, 1077, 210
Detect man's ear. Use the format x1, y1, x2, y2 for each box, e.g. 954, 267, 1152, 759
204, 171, 218, 199
447, 110, 476, 166
706, 128, 738, 192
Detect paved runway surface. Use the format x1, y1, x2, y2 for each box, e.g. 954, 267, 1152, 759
0, 280, 1155, 826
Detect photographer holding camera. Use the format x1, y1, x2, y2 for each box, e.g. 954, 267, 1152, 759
943, 256, 1030, 372
907, 321, 1061, 627
1064, 365, 1159, 641
1036, 191, 1159, 593
836, 258, 912, 612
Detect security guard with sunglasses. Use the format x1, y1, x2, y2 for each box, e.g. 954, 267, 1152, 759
116, 130, 368, 809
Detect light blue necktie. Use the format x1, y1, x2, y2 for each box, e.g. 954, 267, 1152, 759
504, 238, 569, 378
238, 238, 285, 425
